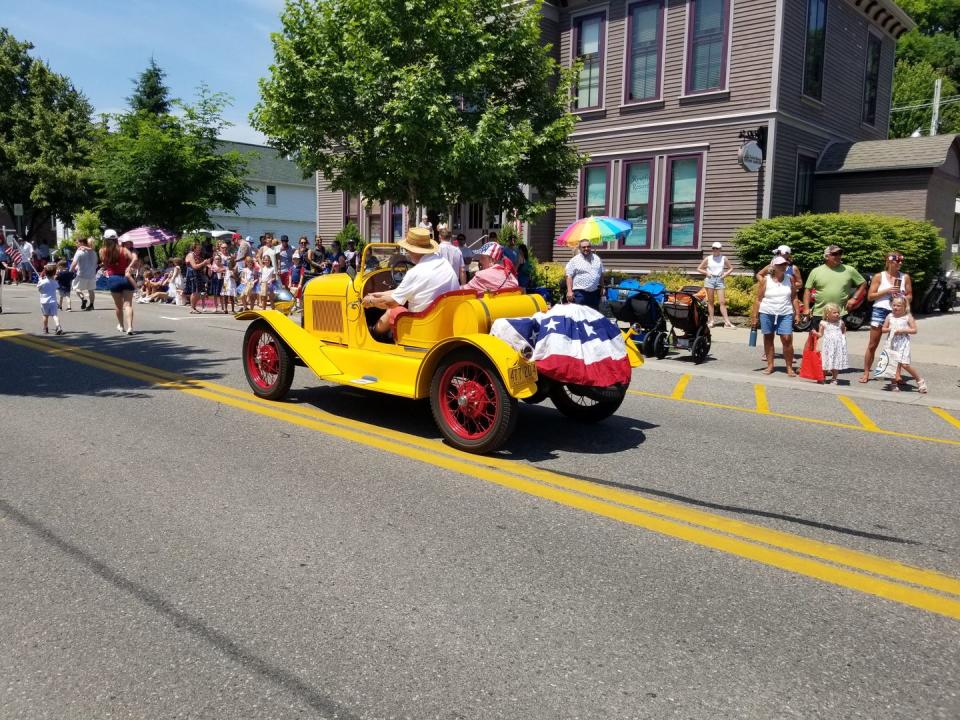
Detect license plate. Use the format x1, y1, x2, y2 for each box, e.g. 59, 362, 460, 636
509, 362, 537, 386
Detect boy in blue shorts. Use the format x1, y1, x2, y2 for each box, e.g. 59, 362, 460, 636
37, 263, 63, 335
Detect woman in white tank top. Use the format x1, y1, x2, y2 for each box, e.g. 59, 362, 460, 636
696, 242, 733, 328
860, 252, 913, 383
752, 256, 799, 375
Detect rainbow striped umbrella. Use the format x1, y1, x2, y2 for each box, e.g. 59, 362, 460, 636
555, 216, 633, 248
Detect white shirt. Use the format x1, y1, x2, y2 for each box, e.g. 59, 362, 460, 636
391, 254, 460, 312
72, 247, 98, 279
436, 241, 464, 278
758, 275, 794, 316
565, 252, 604, 291
260, 267, 276, 286
20, 241, 33, 261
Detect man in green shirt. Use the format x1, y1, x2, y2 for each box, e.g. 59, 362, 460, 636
803, 244, 867, 331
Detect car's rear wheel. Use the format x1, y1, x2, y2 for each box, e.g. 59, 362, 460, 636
431, 350, 517, 453
243, 320, 295, 400
549, 382, 626, 423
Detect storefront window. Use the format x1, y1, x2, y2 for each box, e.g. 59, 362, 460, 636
664, 156, 700, 247
622, 161, 652, 247
581, 164, 608, 217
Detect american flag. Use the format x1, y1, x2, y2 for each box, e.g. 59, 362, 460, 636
5, 240, 22, 265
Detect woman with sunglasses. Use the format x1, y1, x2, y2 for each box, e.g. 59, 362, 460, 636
860, 252, 913, 384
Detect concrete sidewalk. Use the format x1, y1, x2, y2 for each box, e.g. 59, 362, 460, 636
642, 312, 960, 411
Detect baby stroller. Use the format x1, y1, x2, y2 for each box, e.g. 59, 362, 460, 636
659, 286, 712, 363
606, 279, 669, 358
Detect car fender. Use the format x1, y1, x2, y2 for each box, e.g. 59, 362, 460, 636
417, 334, 538, 399
237, 310, 342, 378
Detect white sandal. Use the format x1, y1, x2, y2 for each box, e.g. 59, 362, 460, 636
918, 379, 928, 394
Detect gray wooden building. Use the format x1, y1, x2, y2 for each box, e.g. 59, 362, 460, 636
315, 1, 960, 271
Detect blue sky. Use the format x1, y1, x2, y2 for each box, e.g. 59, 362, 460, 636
4, 0, 286, 144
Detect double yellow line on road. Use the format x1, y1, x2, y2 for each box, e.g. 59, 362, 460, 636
4, 329, 960, 622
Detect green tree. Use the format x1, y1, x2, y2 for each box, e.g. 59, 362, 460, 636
128, 57, 172, 115
93, 85, 254, 232
890, 60, 960, 137
252, 0, 585, 220
890, 0, 960, 137
73, 208, 101, 241
0, 29, 97, 240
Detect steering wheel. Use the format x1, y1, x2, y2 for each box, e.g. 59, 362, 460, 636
391, 258, 413, 285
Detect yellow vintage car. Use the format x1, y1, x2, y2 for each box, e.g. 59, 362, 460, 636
237, 243, 642, 453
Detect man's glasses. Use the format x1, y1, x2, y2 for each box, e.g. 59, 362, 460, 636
829, 251, 843, 257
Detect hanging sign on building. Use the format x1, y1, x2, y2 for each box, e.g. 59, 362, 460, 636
738, 141, 764, 172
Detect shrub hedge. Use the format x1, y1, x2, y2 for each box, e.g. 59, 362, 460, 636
732, 213, 944, 295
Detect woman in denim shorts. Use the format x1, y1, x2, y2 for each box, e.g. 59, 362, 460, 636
860, 252, 913, 383
696, 242, 734, 327
752, 256, 800, 375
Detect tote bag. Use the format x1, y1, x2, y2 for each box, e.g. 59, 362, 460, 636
798, 334, 825, 383
871, 340, 901, 380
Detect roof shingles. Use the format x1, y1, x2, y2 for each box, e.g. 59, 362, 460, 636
817, 134, 960, 174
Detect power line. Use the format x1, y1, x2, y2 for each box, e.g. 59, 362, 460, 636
890, 95, 960, 112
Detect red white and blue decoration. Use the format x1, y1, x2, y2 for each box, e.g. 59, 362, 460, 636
491, 304, 632, 387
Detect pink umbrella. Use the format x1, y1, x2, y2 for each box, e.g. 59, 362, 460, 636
118, 226, 177, 248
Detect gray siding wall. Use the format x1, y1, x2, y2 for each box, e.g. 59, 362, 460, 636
813, 169, 930, 216
777, 0, 895, 141
552, 122, 768, 273
926, 169, 959, 262
559, 0, 777, 137
770, 122, 833, 217
316, 174, 343, 239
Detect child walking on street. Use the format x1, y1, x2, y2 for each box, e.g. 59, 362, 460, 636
37, 263, 63, 335
882, 296, 926, 393
55, 260, 75, 311
812, 302, 848, 384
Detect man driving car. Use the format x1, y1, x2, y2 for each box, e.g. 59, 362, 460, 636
361, 227, 459, 339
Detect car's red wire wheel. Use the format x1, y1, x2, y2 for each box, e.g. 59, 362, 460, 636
245, 326, 281, 390
438, 360, 501, 441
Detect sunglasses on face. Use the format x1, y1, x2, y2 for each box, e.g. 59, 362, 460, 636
888, 255, 904, 262
829, 252, 843, 257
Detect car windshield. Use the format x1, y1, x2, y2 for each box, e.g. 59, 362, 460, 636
358, 243, 407, 279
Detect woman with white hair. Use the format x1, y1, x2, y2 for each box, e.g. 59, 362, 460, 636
462, 241, 517, 293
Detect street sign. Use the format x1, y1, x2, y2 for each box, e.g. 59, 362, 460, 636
13, 203, 23, 217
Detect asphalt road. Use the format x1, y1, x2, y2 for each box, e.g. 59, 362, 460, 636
1, 285, 958, 720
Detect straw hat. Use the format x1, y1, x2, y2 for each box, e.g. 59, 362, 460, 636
398, 227, 438, 254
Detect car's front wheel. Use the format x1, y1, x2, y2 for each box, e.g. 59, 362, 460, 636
430, 350, 518, 453
243, 320, 295, 400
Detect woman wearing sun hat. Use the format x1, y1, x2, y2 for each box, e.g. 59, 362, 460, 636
361, 227, 459, 339
697, 241, 734, 328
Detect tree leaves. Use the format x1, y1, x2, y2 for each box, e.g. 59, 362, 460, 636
252, 0, 584, 219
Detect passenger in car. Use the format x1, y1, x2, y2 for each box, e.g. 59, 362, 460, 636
462, 241, 518, 293
361, 227, 459, 339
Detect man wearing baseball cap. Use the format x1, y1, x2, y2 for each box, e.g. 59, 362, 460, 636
361, 227, 459, 339
802, 244, 866, 331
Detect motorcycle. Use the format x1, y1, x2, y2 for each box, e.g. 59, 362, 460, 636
920, 269, 958, 314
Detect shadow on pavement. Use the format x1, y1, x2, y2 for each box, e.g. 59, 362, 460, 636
0, 330, 226, 399
287, 385, 652, 460
559, 472, 919, 545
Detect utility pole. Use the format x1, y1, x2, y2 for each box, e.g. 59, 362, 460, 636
930, 77, 942, 136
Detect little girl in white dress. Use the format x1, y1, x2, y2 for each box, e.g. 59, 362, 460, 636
815, 302, 848, 383
882, 296, 926, 392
